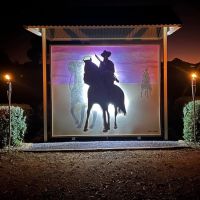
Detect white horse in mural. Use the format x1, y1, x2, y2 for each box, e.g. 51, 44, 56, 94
68, 61, 86, 128
68, 61, 97, 129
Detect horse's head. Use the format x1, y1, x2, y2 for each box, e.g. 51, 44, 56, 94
83, 56, 92, 62
83, 57, 100, 86
83, 57, 92, 67
83, 57, 93, 71
83, 59, 92, 65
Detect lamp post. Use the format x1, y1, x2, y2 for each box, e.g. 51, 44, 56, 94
4, 74, 12, 148
191, 73, 197, 142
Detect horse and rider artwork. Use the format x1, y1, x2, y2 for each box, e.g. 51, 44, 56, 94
51, 45, 160, 136
83, 50, 126, 132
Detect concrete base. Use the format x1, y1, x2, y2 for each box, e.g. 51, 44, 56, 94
16, 140, 189, 152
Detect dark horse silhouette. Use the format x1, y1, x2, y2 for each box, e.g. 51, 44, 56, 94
83, 59, 126, 132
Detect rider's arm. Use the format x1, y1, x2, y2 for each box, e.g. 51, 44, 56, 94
95, 54, 102, 63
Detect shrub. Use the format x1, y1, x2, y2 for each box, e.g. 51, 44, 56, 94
0, 106, 27, 147
0, 103, 32, 135
170, 96, 194, 140
12, 104, 33, 138
183, 100, 200, 142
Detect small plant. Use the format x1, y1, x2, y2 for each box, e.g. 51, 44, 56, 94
0, 106, 27, 147
183, 100, 200, 142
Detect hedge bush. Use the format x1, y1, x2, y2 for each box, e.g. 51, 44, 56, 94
12, 104, 33, 139
183, 100, 200, 142
0, 106, 27, 147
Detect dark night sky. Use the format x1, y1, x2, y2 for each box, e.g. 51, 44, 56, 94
0, 0, 200, 64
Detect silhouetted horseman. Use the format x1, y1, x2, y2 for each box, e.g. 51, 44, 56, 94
83, 56, 126, 132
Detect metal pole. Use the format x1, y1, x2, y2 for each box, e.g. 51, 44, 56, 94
8, 82, 12, 148
192, 78, 196, 142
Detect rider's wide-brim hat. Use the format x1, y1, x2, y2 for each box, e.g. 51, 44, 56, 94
101, 50, 111, 57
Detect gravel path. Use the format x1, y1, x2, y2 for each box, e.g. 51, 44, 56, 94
0, 149, 200, 200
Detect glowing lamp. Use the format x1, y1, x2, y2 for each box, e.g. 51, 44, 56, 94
191, 73, 197, 80
4, 74, 12, 82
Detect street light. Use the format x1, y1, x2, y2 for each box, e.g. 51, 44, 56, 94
4, 74, 12, 148
191, 72, 197, 142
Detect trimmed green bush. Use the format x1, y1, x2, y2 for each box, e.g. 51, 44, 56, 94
0, 106, 27, 147
183, 100, 200, 142
11, 104, 33, 138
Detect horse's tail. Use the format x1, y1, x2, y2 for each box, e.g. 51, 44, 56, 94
118, 105, 126, 115
118, 95, 126, 115
113, 85, 126, 115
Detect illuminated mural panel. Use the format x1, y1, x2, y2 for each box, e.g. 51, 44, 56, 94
51, 45, 160, 136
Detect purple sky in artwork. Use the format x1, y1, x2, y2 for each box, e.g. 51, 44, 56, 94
51, 45, 160, 84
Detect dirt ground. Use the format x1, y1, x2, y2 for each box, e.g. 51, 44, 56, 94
0, 149, 200, 200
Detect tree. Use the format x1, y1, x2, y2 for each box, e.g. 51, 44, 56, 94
27, 37, 42, 64
0, 50, 13, 67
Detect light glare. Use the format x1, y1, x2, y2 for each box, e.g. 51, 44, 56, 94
4, 74, 11, 81
191, 73, 197, 80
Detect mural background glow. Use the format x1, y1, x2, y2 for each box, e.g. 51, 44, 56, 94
51, 45, 160, 136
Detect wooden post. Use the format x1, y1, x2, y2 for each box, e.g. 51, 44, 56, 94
163, 27, 168, 140
42, 28, 47, 142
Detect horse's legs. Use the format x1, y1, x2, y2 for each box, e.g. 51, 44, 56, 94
106, 110, 110, 130
89, 111, 97, 129
77, 104, 86, 128
114, 106, 118, 129
83, 103, 92, 132
103, 110, 108, 132
70, 104, 79, 125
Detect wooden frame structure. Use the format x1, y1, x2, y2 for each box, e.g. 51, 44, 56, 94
24, 6, 181, 141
